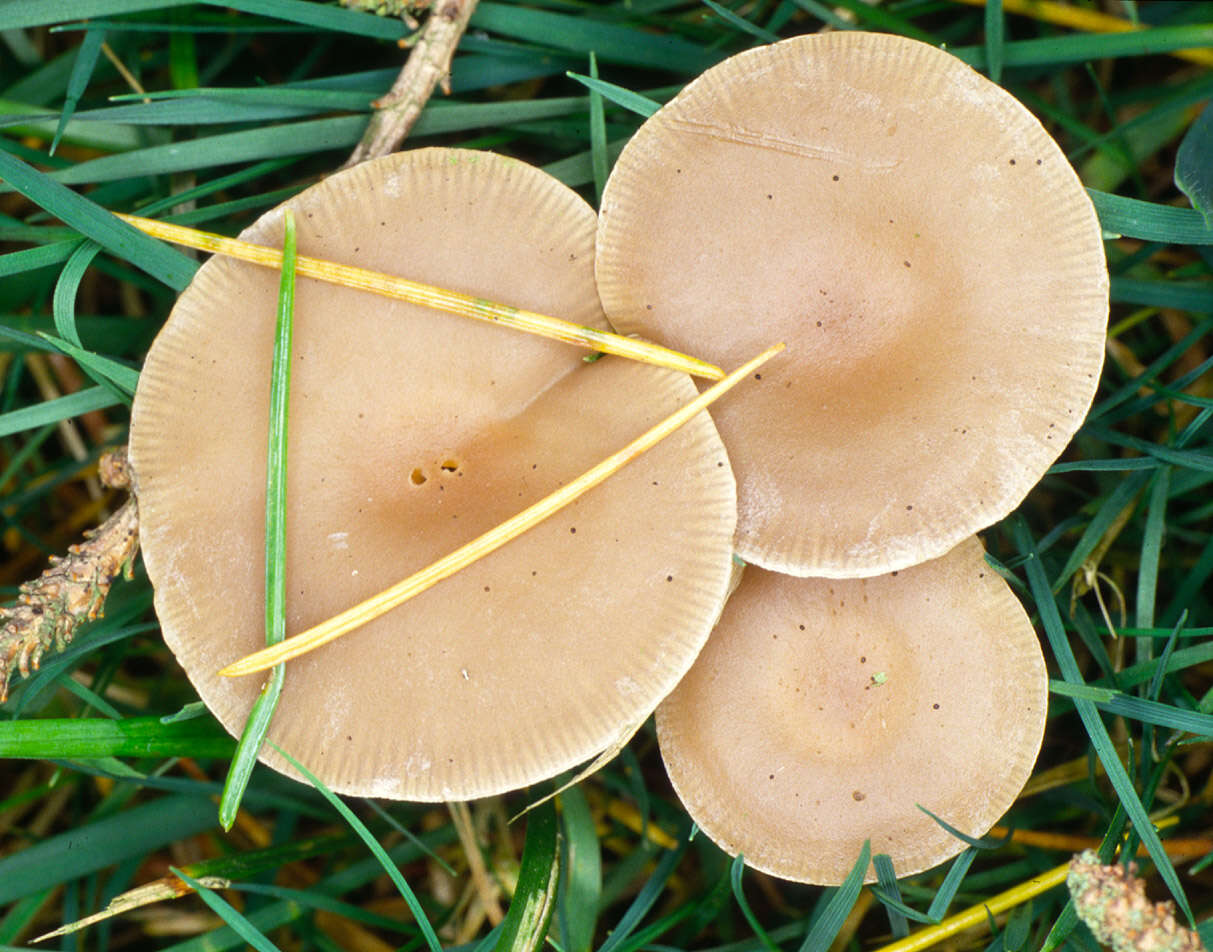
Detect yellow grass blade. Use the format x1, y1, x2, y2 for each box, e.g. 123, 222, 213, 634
220, 342, 784, 677
118, 213, 724, 381
952, 0, 1213, 67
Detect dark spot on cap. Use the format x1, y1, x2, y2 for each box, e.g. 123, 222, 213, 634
852, 790, 865, 801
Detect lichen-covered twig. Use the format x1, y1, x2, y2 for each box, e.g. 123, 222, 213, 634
0, 448, 140, 703
1068, 850, 1205, 952
342, 0, 479, 167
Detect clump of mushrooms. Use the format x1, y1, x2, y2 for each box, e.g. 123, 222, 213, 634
128, 30, 1109, 889
593, 31, 1109, 883
130, 147, 743, 801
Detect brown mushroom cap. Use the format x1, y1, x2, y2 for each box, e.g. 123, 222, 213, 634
596, 31, 1108, 578
655, 535, 1047, 885
130, 148, 737, 801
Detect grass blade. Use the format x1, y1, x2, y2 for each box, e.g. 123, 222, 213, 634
953, 24, 1213, 69
0, 386, 123, 438
217, 209, 297, 831
0, 795, 218, 906
1175, 100, 1213, 226
729, 857, 781, 952
587, 53, 608, 204
51, 27, 105, 156
1136, 467, 1171, 631
0, 715, 234, 759
1049, 680, 1213, 736
564, 73, 661, 118
557, 787, 601, 952
495, 801, 560, 952
469, 3, 719, 73
0, 1, 192, 29
597, 840, 687, 952
271, 743, 443, 952
208, 0, 405, 40
51, 239, 99, 347
37, 331, 139, 397
925, 847, 978, 922
0, 149, 197, 290
1014, 519, 1194, 925
171, 868, 281, 952
872, 853, 909, 938
702, 0, 780, 42
984, 0, 1004, 83
799, 840, 870, 952
1088, 189, 1213, 244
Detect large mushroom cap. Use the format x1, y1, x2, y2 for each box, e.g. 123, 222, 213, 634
596, 31, 1108, 578
655, 536, 1047, 885
130, 148, 737, 801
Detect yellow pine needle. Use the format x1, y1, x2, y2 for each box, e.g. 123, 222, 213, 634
871, 862, 1069, 952
952, 0, 1213, 67
117, 213, 724, 381
219, 342, 783, 678
873, 817, 1185, 952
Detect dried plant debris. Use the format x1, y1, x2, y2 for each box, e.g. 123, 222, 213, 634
342, 0, 429, 19
1067, 850, 1205, 952
0, 448, 139, 703
342, 0, 479, 166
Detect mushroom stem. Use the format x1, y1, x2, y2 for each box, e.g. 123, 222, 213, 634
218, 341, 784, 677
117, 213, 725, 381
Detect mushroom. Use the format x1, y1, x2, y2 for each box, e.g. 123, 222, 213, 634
130, 147, 738, 800
655, 535, 1047, 885
596, 31, 1109, 578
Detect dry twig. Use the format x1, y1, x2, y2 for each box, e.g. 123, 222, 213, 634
0, 448, 140, 703
342, 0, 479, 167
1067, 850, 1205, 952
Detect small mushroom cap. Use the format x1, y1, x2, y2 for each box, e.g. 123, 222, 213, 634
656, 536, 1047, 885
596, 31, 1109, 578
131, 148, 737, 801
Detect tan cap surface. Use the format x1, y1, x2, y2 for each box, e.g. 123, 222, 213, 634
596, 31, 1108, 577
656, 535, 1047, 885
130, 148, 737, 801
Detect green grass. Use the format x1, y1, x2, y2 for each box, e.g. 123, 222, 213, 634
2, 2, 1212, 950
